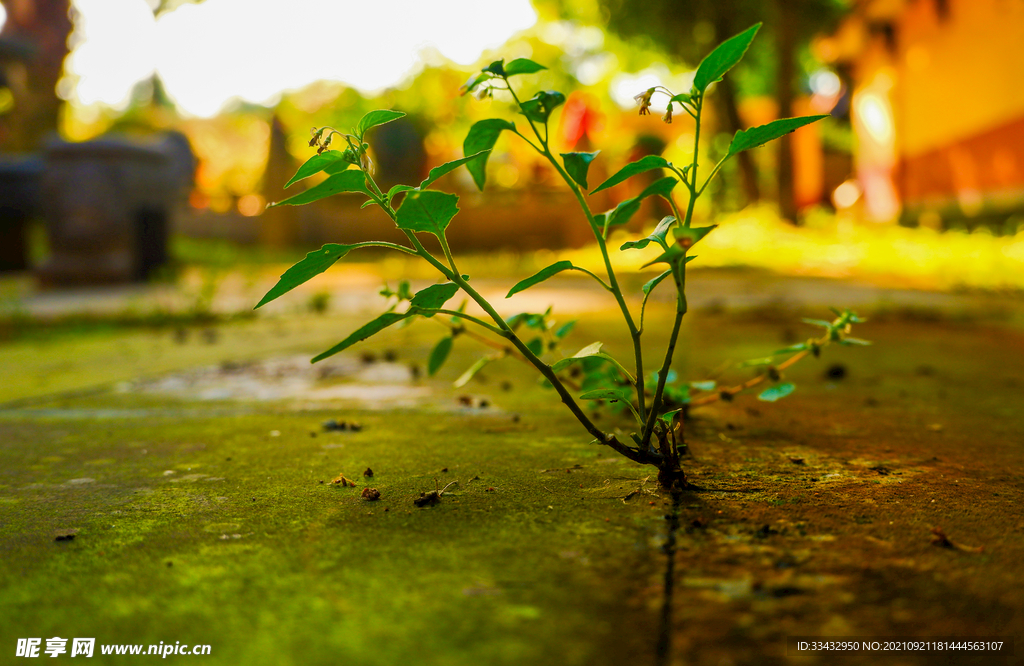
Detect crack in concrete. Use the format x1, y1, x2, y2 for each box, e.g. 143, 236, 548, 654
655, 489, 683, 666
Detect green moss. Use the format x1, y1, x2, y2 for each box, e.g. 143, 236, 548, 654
0, 404, 662, 665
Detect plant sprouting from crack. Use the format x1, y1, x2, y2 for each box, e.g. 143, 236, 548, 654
255, 25, 868, 490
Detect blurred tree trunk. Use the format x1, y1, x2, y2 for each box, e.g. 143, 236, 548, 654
0, 0, 72, 152
260, 115, 300, 248
775, 0, 797, 222
711, 9, 760, 206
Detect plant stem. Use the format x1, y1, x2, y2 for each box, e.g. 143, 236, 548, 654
369, 176, 617, 451
504, 79, 647, 422
426, 309, 506, 337
640, 95, 703, 450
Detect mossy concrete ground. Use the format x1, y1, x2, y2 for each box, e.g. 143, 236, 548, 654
2, 289, 1023, 665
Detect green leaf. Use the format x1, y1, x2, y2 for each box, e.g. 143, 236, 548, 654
482, 59, 505, 76
689, 381, 716, 391
420, 150, 491, 189
801, 318, 833, 328
728, 115, 828, 156
428, 336, 454, 376
387, 184, 416, 202
504, 58, 546, 76
560, 151, 600, 189
506, 261, 574, 298
526, 337, 544, 356
692, 23, 761, 93
604, 197, 642, 228
669, 93, 692, 105
740, 357, 775, 368
284, 151, 346, 188
453, 356, 493, 388
674, 224, 717, 250
552, 342, 605, 372
396, 190, 460, 237
592, 155, 671, 194
520, 90, 566, 123
772, 342, 809, 355
659, 408, 683, 424
641, 249, 697, 270
639, 270, 671, 330
839, 337, 872, 346
554, 320, 576, 339
621, 216, 676, 251
580, 388, 630, 401
268, 169, 369, 208
606, 176, 679, 229
639, 176, 678, 200
463, 119, 516, 190
758, 382, 795, 402
255, 243, 355, 309
642, 270, 672, 297
356, 109, 405, 138
410, 282, 460, 313
460, 71, 493, 95
311, 312, 410, 363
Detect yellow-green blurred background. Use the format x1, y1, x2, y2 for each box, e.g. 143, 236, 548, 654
1, 0, 1023, 292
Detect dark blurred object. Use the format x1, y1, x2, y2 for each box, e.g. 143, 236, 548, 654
260, 115, 299, 248
0, 154, 42, 271
371, 116, 428, 193
591, 0, 848, 220
0, 0, 72, 153
37, 133, 195, 285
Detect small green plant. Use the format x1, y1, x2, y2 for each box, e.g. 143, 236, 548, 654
255, 24, 868, 490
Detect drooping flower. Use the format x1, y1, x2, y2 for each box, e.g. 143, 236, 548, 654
308, 127, 324, 148
316, 133, 332, 155
662, 102, 673, 124
634, 87, 655, 116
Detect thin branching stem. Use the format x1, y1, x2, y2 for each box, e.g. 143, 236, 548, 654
640, 94, 703, 450
503, 75, 648, 423
365, 169, 613, 447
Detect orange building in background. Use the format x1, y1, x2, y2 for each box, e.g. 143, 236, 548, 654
821, 0, 1024, 228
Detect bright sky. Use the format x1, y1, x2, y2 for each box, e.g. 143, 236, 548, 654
54, 0, 538, 117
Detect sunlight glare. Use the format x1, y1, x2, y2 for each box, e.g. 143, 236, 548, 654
65, 0, 157, 108
63, 0, 537, 117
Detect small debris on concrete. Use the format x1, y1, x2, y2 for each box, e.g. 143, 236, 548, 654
414, 492, 440, 507
331, 474, 357, 487
322, 419, 363, 432
825, 363, 847, 380
414, 480, 458, 508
